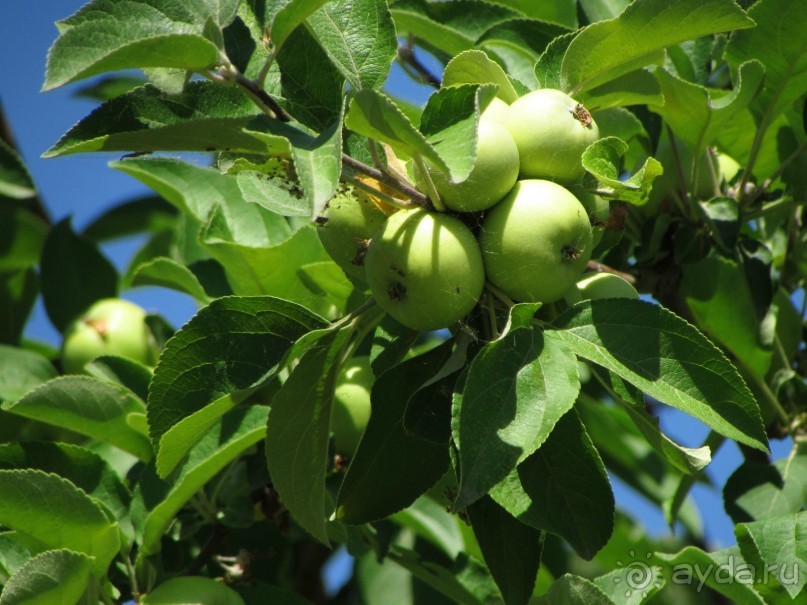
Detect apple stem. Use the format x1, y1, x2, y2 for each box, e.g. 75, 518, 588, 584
485, 282, 515, 308
413, 155, 446, 211
343, 174, 416, 211
342, 155, 429, 206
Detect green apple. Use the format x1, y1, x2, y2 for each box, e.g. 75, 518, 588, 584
365, 208, 485, 331
481, 97, 510, 127
141, 576, 245, 605
576, 272, 639, 300
61, 298, 158, 374
575, 189, 610, 248
418, 118, 519, 212
503, 89, 599, 184
317, 188, 393, 283
331, 357, 374, 457
480, 179, 593, 303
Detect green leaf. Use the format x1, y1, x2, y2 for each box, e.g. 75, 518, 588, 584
579, 68, 663, 111
535, 574, 614, 605
595, 369, 713, 475
276, 27, 346, 132
478, 20, 569, 89
551, 299, 768, 452
235, 171, 310, 217
44, 82, 273, 157
466, 495, 542, 605
725, 453, 807, 524
737, 515, 807, 600
286, 109, 343, 220
390, 496, 465, 559
0, 346, 57, 403
112, 157, 288, 225
345, 90, 447, 170
306, 0, 398, 91
618, 395, 712, 476
42, 0, 223, 90
0, 269, 38, 346
266, 328, 351, 544
593, 564, 665, 605
0, 442, 132, 543
385, 541, 499, 605
725, 0, 807, 121
0, 535, 33, 585
578, 0, 631, 23
0, 549, 94, 605
40, 219, 118, 333
131, 257, 212, 302
337, 343, 454, 524
655, 546, 766, 604
148, 295, 326, 472
74, 74, 148, 101
0, 470, 120, 576
0, 141, 36, 199
0, 208, 48, 272
581, 137, 663, 206
272, 0, 331, 52
82, 196, 176, 242
649, 61, 765, 155
682, 252, 773, 379
490, 409, 613, 560
202, 218, 337, 315
3, 376, 151, 461
487, 0, 577, 28
390, 0, 520, 59
136, 405, 268, 557
454, 328, 580, 508
421, 84, 498, 183
560, 0, 755, 95
442, 50, 520, 104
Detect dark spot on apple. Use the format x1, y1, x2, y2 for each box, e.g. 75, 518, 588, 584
315, 216, 328, 226
390, 264, 406, 277
562, 246, 582, 261
388, 281, 407, 301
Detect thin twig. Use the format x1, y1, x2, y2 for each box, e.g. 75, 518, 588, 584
397, 39, 441, 88
744, 138, 807, 207
342, 154, 428, 205
184, 523, 231, 575
344, 173, 416, 210
585, 260, 638, 286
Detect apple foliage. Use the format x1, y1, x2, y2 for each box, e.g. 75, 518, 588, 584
1, 0, 807, 603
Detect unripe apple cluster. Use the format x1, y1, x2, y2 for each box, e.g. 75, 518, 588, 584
319, 89, 606, 331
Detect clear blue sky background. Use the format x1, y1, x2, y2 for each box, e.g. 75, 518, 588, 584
0, 1, 792, 556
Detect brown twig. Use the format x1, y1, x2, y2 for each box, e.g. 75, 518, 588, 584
398, 39, 441, 88
342, 154, 428, 205
184, 523, 231, 575
229, 71, 292, 122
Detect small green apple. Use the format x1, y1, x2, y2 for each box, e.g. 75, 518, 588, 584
574, 189, 610, 248
61, 298, 158, 374
331, 357, 374, 457
646, 137, 720, 211
481, 97, 510, 127
417, 118, 519, 212
503, 89, 599, 184
576, 272, 639, 300
480, 179, 593, 303
141, 576, 245, 605
317, 188, 394, 283
365, 208, 485, 331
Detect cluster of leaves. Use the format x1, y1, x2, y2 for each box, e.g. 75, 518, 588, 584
1, 0, 807, 603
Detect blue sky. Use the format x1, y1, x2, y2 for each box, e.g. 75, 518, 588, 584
1, 1, 792, 555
